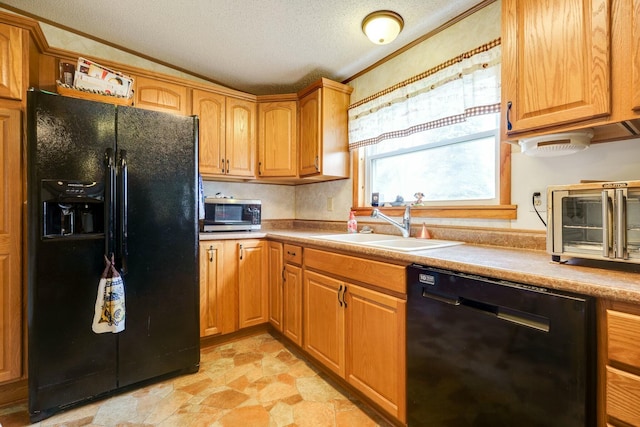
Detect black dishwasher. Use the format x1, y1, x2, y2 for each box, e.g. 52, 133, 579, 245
406, 264, 595, 427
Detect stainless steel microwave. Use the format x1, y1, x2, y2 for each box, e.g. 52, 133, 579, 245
202, 198, 261, 232
547, 180, 640, 263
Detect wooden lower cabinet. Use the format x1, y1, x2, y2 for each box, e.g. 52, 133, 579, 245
304, 270, 346, 376
199, 241, 225, 337
267, 241, 284, 330
0, 107, 22, 383
199, 239, 267, 337
269, 242, 303, 346
303, 249, 406, 423
346, 285, 406, 420
237, 240, 268, 328
282, 263, 302, 346
600, 299, 640, 427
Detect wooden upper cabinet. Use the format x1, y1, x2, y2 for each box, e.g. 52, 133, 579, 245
226, 97, 257, 177
0, 108, 22, 383
298, 89, 321, 176
258, 100, 297, 177
502, 0, 610, 136
632, 0, 640, 111
134, 76, 188, 115
0, 24, 23, 101
193, 89, 226, 176
298, 78, 352, 179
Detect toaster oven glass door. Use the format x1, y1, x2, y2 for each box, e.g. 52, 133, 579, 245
552, 190, 612, 258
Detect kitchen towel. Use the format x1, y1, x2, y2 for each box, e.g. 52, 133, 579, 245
92, 255, 126, 334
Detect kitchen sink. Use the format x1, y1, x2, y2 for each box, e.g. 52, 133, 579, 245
312, 233, 463, 252
313, 233, 401, 243
365, 238, 463, 251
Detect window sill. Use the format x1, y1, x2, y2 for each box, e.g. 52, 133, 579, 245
352, 205, 517, 220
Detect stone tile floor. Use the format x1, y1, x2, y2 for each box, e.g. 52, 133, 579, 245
0, 333, 392, 426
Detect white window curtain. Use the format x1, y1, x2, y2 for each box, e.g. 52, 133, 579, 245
348, 38, 501, 150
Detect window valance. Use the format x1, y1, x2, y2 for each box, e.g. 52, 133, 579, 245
348, 38, 501, 151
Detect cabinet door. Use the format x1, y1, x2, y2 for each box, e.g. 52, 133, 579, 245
303, 270, 345, 377
199, 242, 224, 337
258, 101, 297, 177
238, 240, 268, 328
502, 0, 610, 134
134, 76, 188, 115
298, 88, 321, 176
0, 24, 23, 101
283, 263, 302, 347
632, 0, 640, 111
193, 90, 226, 176
267, 241, 283, 331
0, 108, 22, 382
226, 97, 256, 177
345, 284, 406, 422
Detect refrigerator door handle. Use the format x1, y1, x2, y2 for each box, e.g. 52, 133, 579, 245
104, 148, 116, 257
118, 149, 129, 275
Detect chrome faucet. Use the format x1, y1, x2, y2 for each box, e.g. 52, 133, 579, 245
371, 205, 411, 238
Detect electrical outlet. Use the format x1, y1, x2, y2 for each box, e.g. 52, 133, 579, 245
326, 197, 334, 212
529, 191, 546, 213
533, 193, 542, 206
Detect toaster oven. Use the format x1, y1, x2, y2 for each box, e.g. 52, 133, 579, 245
547, 180, 640, 263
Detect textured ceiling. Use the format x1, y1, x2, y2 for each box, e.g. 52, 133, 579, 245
0, 0, 482, 95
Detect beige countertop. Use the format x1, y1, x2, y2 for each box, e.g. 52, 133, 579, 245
201, 230, 640, 303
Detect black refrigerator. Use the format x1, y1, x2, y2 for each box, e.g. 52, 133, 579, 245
26, 90, 200, 422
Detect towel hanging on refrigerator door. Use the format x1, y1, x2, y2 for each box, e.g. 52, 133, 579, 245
92, 255, 126, 333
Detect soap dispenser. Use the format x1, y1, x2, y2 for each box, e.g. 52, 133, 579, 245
347, 211, 358, 233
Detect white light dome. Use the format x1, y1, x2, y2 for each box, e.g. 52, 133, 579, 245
519, 129, 594, 157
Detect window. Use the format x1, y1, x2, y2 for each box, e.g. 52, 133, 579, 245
366, 116, 499, 206
349, 39, 515, 219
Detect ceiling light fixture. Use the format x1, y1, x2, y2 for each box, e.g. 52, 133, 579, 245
362, 10, 404, 45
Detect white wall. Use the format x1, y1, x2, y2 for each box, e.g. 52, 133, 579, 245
512, 138, 640, 230
201, 180, 295, 220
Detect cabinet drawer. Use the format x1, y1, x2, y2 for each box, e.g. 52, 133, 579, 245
284, 244, 302, 265
304, 248, 405, 294
606, 366, 640, 426
607, 309, 640, 369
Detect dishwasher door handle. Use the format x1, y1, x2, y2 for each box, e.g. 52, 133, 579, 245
422, 288, 460, 305
459, 296, 550, 332
421, 288, 550, 332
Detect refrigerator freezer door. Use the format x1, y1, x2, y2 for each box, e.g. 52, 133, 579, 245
27, 91, 118, 421
115, 106, 200, 387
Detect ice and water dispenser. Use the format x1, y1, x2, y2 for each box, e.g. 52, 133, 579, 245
41, 180, 105, 238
